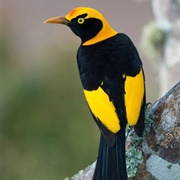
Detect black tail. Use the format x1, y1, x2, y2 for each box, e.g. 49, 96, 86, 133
93, 127, 127, 180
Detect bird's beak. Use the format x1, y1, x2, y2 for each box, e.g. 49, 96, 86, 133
44, 16, 69, 25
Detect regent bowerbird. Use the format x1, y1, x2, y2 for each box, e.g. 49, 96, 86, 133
45, 7, 146, 180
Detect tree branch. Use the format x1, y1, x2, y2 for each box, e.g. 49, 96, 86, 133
65, 82, 180, 180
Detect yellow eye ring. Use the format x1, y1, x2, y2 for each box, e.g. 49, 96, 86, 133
77, 18, 85, 24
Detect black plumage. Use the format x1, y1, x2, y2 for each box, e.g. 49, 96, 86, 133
77, 33, 142, 91
45, 7, 146, 180
77, 33, 144, 180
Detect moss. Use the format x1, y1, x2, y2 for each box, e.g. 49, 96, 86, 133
126, 104, 154, 178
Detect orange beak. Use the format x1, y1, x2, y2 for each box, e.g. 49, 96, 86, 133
44, 16, 69, 25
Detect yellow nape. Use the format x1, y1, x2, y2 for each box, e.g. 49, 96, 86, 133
84, 87, 120, 133
83, 24, 117, 46
125, 69, 144, 125
65, 7, 118, 46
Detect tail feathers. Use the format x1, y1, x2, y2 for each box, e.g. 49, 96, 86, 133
93, 128, 127, 180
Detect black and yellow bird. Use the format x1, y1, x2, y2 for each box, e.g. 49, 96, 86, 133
45, 7, 146, 180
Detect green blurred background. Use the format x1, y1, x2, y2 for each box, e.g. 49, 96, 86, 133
0, 0, 158, 180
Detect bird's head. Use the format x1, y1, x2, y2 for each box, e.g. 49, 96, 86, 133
44, 7, 118, 45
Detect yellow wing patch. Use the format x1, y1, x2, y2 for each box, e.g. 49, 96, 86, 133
84, 87, 120, 133
124, 69, 144, 125
84, 69, 144, 133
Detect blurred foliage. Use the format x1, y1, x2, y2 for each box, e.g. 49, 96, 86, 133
140, 21, 166, 70
0, 31, 99, 180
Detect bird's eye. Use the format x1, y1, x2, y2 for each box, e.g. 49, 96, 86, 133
77, 18, 85, 24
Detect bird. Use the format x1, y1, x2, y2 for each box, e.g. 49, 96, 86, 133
44, 7, 146, 180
